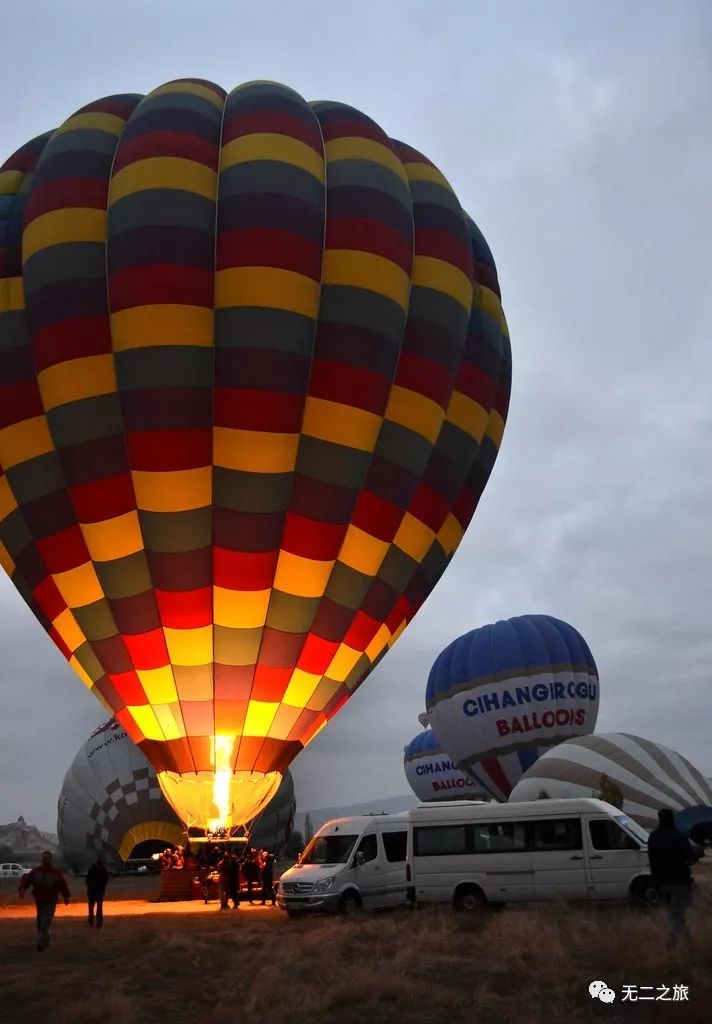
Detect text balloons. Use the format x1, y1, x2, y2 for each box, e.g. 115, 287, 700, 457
426, 615, 598, 800
0, 78, 510, 830
404, 728, 489, 802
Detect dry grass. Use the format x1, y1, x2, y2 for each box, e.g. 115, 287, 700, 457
2, 868, 711, 1024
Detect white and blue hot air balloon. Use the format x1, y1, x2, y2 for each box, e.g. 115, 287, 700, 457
404, 729, 489, 803
426, 614, 599, 801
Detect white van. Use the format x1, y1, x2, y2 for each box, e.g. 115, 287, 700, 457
277, 813, 409, 917
407, 798, 656, 911
0, 862, 31, 881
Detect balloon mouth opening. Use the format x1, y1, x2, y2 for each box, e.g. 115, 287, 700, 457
157, 767, 282, 833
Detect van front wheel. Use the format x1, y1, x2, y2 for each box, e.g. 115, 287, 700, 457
338, 891, 362, 917
454, 885, 488, 914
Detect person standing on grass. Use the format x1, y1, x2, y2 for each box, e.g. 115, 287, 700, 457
86, 854, 109, 928
260, 852, 276, 906
18, 851, 70, 952
647, 808, 699, 949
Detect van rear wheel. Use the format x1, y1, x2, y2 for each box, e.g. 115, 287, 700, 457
630, 877, 660, 910
454, 885, 488, 914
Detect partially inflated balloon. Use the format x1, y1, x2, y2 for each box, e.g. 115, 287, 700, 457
0, 79, 511, 831
404, 728, 488, 802
426, 615, 599, 801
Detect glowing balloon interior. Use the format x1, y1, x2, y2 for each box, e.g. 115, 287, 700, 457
0, 78, 511, 830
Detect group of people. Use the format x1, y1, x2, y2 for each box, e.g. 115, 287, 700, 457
15, 808, 704, 951
157, 840, 277, 908
205, 845, 276, 909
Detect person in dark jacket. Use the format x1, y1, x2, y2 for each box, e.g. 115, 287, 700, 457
19, 851, 70, 951
647, 808, 698, 948
86, 854, 109, 928
260, 852, 276, 906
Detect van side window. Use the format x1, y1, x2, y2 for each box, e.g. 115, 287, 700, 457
589, 820, 639, 851
355, 834, 378, 863
414, 825, 467, 856
473, 822, 527, 853
382, 831, 407, 862
532, 818, 582, 851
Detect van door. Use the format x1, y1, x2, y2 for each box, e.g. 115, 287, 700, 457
380, 829, 408, 906
530, 816, 588, 900
584, 816, 643, 900
471, 820, 535, 902
351, 832, 385, 908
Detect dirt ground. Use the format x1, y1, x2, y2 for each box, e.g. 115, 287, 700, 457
1, 865, 710, 1024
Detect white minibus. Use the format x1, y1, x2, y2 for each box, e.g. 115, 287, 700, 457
277, 813, 409, 917
407, 798, 656, 911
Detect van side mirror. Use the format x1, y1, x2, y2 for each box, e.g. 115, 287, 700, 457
354, 851, 366, 868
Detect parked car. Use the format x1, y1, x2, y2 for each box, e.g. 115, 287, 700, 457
277, 813, 409, 917
406, 798, 659, 912
0, 862, 31, 881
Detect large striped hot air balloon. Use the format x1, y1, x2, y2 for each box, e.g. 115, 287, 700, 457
0, 78, 511, 832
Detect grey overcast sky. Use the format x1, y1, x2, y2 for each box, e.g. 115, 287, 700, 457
1, 1, 710, 831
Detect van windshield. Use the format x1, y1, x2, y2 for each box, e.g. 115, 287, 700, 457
300, 834, 358, 865
616, 815, 649, 845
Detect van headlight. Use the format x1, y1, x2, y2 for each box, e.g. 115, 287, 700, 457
313, 877, 335, 893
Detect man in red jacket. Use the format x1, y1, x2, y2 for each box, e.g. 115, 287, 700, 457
19, 851, 70, 951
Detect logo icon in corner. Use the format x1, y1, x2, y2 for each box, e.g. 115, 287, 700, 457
589, 980, 616, 1003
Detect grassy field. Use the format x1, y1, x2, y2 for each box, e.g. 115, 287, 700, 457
1, 868, 711, 1024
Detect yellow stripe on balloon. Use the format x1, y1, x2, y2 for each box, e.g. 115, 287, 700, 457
221, 133, 325, 183
325, 137, 408, 186
437, 512, 463, 556
301, 397, 381, 452
412, 255, 473, 313
0, 417, 54, 469
282, 668, 321, 709
0, 541, 15, 576
109, 157, 217, 203
128, 704, 165, 741
132, 467, 211, 512
393, 512, 434, 563
478, 285, 509, 333
322, 250, 410, 310
110, 305, 214, 350
337, 524, 389, 577
52, 562, 105, 608
215, 266, 319, 317
68, 655, 94, 690
326, 643, 362, 683
138, 667, 179, 705
213, 587, 270, 629
81, 511, 143, 561
0, 169, 23, 194
446, 391, 489, 442
164, 626, 213, 666
51, 608, 85, 654
401, 161, 454, 190
213, 427, 298, 474
244, 700, 280, 736
38, 354, 116, 411
54, 112, 126, 137
486, 408, 506, 449
364, 624, 391, 668
22, 208, 105, 260
384, 386, 444, 445
0, 475, 18, 520
274, 550, 334, 599
151, 81, 225, 109
0, 277, 24, 312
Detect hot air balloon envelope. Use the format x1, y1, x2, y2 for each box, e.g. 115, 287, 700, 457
0, 78, 511, 830
404, 728, 489, 802
426, 614, 599, 801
